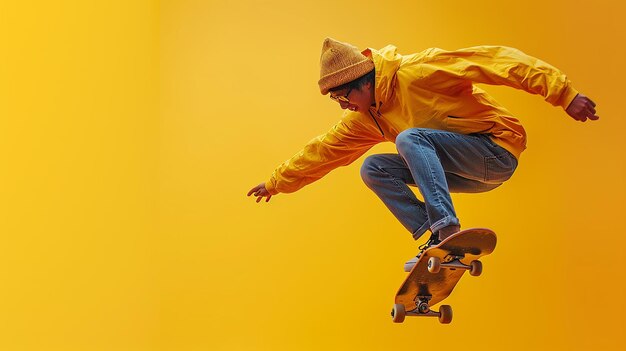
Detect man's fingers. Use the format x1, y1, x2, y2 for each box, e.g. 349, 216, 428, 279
567, 94, 598, 122
584, 106, 600, 121
586, 101, 599, 120
587, 98, 596, 107
251, 193, 272, 203
256, 195, 272, 203
247, 187, 260, 196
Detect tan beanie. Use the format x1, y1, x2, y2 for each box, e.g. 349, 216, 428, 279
318, 37, 374, 95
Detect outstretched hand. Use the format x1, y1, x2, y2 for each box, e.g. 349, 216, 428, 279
247, 183, 272, 203
566, 93, 599, 122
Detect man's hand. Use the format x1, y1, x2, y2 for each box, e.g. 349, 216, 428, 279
566, 93, 600, 122
247, 183, 272, 203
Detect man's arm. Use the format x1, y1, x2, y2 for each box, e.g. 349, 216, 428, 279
248, 114, 383, 203
420, 45, 598, 119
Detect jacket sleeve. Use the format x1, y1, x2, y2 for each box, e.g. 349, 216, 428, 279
420, 46, 580, 110
265, 115, 383, 195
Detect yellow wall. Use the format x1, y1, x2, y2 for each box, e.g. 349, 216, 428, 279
2, 0, 625, 350
1, 1, 160, 350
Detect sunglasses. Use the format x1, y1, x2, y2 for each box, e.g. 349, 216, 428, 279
329, 87, 353, 103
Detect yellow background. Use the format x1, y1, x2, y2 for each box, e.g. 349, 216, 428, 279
1, 0, 625, 350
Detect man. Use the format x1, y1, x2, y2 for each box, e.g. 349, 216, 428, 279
247, 38, 598, 271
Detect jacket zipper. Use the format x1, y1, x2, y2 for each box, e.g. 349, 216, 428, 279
368, 101, 385, 137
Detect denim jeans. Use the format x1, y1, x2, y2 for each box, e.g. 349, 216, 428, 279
360, 128, 518, 240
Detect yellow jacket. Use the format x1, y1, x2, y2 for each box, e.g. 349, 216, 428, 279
265, 45, 579, 195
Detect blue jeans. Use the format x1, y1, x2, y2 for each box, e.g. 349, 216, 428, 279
360, 128, 518, 240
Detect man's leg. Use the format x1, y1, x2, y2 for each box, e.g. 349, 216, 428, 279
360, 153, 431, 239
360, 128, 517, 241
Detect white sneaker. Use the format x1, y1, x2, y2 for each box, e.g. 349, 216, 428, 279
403, 234, 441, 272
403, 256, 418, 272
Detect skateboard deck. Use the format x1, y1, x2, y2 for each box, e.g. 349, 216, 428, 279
392, 228, 497, 324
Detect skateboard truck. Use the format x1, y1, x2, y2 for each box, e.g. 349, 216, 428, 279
428, 255, 483, 276
416, 298, 431, 313
391, 296, 453, 324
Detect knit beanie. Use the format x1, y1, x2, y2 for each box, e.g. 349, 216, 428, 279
318, 37, 374, 95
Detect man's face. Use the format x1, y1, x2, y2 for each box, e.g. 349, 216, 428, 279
329, 81, 374, 114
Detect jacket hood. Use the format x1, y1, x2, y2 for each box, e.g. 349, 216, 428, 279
362, 45, 402, 111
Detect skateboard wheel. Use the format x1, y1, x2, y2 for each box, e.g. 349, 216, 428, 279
469, 260, 483, 276
438, 305, 453, 324
428, 257, 441, 274
391, 304, 406, 323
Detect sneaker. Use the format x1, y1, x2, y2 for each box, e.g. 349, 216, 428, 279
403, 233, 441, 272
403, 256, 419, 272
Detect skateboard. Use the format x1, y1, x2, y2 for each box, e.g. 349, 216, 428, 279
391, 228, 497, 324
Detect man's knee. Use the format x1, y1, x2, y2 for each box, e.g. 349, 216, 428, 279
360, 155, 384, 186
395, 128, 430, 155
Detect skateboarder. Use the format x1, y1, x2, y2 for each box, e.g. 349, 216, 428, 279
247, 38, 598, 270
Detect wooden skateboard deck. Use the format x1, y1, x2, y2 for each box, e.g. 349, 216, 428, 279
392, 228, 497, 323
